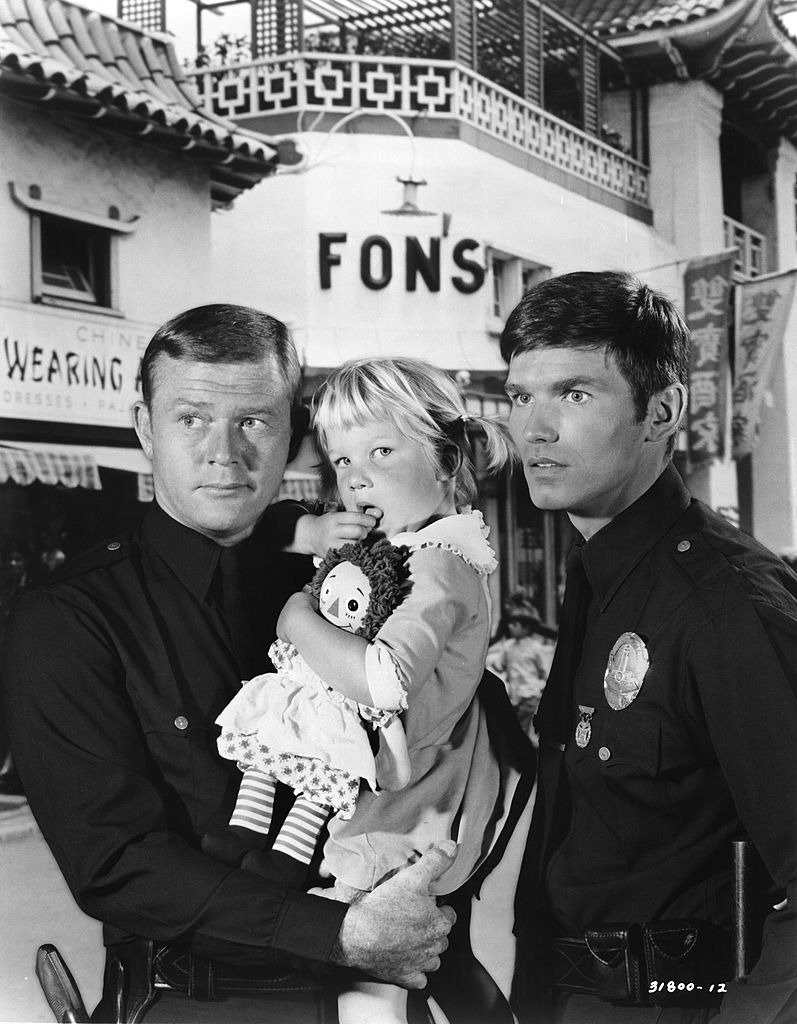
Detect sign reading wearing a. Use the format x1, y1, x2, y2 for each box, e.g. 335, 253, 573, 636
1, 304, 152, 429
732, 269, 797, 460
683, 251, 735, 464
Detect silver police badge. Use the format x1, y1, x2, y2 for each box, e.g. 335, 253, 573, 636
603, 632, 649, 710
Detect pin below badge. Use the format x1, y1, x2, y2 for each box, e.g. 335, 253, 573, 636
604, 632, 649, 710
575, 705, 594, 748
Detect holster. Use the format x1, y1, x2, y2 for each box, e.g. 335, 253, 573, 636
641, 919, 732, 1007
585, 924, 644, 1005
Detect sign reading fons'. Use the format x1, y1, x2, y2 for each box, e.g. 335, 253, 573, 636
1, 304, 152, 428
319, 233, 485, 294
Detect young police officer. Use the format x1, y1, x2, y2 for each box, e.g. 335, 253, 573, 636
3, 304, 456, 1022
502, 272, 797, 1023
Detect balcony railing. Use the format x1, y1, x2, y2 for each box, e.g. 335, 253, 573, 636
723, 215, 767, 279
188, 53, 650, 208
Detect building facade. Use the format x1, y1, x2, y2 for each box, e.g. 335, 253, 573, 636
176, 0, 797, 620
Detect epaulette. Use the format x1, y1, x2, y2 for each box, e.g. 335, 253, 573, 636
40, 535, 132, 587
665, 504, 771, 613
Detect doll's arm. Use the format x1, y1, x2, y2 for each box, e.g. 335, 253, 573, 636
278, 591, 372, 704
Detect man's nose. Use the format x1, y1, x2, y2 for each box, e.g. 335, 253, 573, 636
521, 404, 558, 444
208, 423, 242, 465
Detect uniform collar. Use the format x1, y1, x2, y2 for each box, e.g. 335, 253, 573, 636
141, 501, 223, 601
581, 463, 691, 611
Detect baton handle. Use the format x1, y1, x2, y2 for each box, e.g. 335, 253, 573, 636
35, 944, 90, 1023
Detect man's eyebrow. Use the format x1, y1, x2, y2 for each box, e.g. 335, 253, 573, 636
174, 397, 275, 414
555, 375, 603, 391
504, 374, 602, 394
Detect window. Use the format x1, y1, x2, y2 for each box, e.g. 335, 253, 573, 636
33, 214, 112, 308
491, 256, 508, 319
488, 251, 550, 327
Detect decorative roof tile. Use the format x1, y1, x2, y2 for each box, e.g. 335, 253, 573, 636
0, 0, 281, 205
556, 0, 734, 35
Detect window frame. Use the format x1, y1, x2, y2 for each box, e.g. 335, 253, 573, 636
486, 249, 550, 332
11, 182, 137, 317
31, 212, 116, 310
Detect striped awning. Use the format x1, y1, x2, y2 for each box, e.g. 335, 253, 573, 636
0, 445, 101, 489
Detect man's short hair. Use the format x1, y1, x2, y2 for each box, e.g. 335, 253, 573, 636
139, 304, 301, 406
499, 271, 689, 423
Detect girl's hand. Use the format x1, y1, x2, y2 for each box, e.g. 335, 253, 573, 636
293, 509, 382, 558
277, 590, 318, 644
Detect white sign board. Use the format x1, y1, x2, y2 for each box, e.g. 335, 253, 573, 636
1, 303, 154, 429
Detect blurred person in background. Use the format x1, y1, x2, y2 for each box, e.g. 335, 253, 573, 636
486, 600, 555, 743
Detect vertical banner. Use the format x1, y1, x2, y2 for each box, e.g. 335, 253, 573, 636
684, 251, 735, 463
732, 269, 797, 459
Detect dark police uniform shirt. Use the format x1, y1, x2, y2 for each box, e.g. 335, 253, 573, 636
3, 501, 348, 966
526, 465, 797, 1021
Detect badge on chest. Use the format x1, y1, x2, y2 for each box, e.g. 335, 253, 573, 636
603, 631, 649, 710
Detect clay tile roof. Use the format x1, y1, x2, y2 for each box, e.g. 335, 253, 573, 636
0, 0, 281, 206
555, 0, 733, 35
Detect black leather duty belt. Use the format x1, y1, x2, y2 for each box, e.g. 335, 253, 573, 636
152, 944, 327, 999
549, 920, 731, 1008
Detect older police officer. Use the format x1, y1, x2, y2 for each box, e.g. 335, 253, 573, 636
503, 272, 797, 1024
4, 304, 455, 1022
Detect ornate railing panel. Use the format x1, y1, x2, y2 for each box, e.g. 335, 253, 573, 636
189, 54, 650, 207
723, 214, 767, 279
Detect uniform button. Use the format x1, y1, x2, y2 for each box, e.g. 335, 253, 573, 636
598, 746, 611, 761
174, 716, 189, 731
107, 541, 121, 551
676, 540, 691, 553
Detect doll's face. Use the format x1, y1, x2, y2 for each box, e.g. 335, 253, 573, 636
318, 562, 372, 633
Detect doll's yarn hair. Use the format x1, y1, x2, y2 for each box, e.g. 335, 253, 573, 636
312, 357, 515, 508
310, 538, 411, 641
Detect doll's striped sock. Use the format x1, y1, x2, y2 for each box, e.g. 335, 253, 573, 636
229, 766, 276, 835
272, 795, 331, 864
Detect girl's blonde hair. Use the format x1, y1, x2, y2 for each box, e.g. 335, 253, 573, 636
312, 357, 515, 508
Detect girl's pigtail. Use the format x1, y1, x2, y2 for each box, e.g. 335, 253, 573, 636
471, 414, 516, 473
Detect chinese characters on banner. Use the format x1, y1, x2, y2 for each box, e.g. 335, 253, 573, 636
732, 270, 797, 459
683, 251, 735, 463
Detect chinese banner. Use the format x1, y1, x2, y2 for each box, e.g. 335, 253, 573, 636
732, 269, 797, 459
684, 251, 735, 463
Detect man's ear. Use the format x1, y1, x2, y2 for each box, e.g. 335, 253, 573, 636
288, 403, 310, 463
133, 401, 154, 461
647, 383, 686, 444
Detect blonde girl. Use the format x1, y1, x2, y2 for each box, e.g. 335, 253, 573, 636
276, 357, 514, 1024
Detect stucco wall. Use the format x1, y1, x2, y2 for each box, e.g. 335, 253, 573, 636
0, 96, 212, 324
209, 131, 679, 371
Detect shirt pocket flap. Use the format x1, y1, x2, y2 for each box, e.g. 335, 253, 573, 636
600, 711, 661, 776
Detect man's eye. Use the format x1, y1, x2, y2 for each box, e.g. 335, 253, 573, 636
511, 393, 531, 407
241, 417, 261, 429
567, 391, 588, 405
179, 414, 197, 427
347, 599, 359, 612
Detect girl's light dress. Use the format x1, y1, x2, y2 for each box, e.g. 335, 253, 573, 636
325, 510, 502, 896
